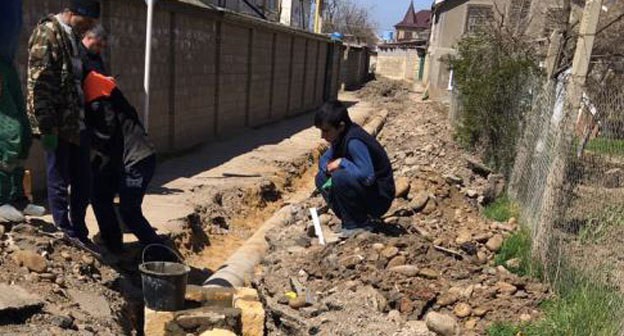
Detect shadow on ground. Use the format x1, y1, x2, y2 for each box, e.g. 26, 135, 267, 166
150, 102, 358, 191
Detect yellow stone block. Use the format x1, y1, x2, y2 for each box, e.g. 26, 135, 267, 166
234, 289, 265, 336
234, 287, 260, 301
144, 308, 175, 336
199, 328, 237, 336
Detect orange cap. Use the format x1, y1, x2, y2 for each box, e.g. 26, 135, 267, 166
83, 71, 117, 103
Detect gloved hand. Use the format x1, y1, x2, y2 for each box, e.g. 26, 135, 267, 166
41, 134, 58, 152
322, 177, 333, 191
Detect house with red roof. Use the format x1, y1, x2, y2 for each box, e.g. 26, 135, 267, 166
374, 2, 432, 83
394, 2, 432, 42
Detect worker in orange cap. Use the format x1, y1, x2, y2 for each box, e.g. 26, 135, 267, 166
83, 71, 163, 254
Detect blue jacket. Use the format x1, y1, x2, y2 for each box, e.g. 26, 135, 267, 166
320, 124, 395, 201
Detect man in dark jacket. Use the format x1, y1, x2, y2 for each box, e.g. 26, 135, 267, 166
27, 0, 100, 248
315, 101, 395, 238
82, 25, 108, 75
83, 71, 162, 253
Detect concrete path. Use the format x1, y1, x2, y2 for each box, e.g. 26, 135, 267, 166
40, 93, 375, 244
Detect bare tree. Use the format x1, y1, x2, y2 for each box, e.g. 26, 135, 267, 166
322, 0, 378, 45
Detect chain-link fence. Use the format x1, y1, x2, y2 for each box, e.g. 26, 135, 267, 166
448, 2, 624, 332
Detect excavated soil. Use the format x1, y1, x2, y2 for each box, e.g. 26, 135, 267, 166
255, 80, 550, 336
0, 221, 144, 335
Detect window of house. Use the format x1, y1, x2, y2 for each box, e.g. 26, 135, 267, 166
465, 5, 494, 34
404, 31, 413, 40
543, 8, 566, 38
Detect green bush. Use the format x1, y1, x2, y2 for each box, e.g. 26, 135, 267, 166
449, 31, 541, 176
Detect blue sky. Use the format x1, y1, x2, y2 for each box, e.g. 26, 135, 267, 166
359, 0, 433, 33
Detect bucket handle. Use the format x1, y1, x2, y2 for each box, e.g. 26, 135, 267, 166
142, 243, 185, 265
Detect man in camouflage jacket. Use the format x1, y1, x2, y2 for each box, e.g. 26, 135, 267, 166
27, 0, 100, 246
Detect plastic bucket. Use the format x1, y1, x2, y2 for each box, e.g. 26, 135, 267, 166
139, 244, 190, 311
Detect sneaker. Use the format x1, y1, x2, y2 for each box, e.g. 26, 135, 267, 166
338, 224, 375, 240
0, 204, 25, 223
22, 204, 46, 217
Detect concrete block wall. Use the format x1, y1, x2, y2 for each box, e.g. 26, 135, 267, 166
326, 44, 343, 100
376, 49, 423, 82
218, 23, 250, 135
17, 0, 351, 193
314, 42, 328, 105
248, 29, 273, 127
171, 13, 218, 150
270, 33, 292, 120
340, 45, 371, 91
288, 37, 307, 115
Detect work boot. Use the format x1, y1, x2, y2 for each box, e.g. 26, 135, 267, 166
0, 204, 25, 223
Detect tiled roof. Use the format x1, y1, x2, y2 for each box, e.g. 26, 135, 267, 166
395, 2, 431, 30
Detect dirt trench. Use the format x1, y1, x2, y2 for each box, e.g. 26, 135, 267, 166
0, 80, 548, 336
180, 150, 321, 274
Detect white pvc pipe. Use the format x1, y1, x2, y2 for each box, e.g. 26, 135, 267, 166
310, 207, 325, 245
143, 0, 156, 132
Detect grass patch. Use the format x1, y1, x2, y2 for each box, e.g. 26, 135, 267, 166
579, 205, 624, 243
489, 251, 624, 336
484, 195, 520, 222
489, 206, 624, 336
527, 265, 624, 336
487, 323, 521, 336
488, 270, 624, 336
494, 228, 542, 278
585, 137, 624, 156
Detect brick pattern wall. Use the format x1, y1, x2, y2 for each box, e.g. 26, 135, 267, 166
248, 29, 273, 127
172, 13, 218, 149
15, 0, 368, 192
270, 33, 292, 120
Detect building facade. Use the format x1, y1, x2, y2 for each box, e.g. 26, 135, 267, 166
425, 0, 566, 100
279, 0, 312, 30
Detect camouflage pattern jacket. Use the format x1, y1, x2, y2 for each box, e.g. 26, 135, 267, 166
27, 15, 83, 145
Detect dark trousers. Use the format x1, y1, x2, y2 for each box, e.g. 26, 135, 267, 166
0, 166, 26, 206
45, 132, 91, 239
315, 170, 393, 229
91, 155, 160, 249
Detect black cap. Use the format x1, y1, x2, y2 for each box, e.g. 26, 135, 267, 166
69, 0, 101, 19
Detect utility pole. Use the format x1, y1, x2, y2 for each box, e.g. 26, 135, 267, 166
534, 0, 603, 261
143, 0, 156, 132
314, 0, 323, 34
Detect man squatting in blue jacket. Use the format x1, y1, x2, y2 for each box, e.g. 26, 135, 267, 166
315, 101, 395, 238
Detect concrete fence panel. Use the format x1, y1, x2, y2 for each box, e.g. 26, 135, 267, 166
15, 0, 372, 193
